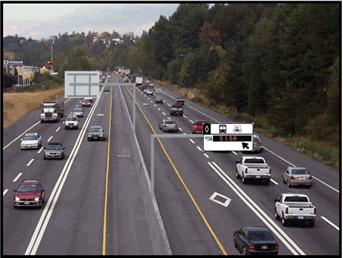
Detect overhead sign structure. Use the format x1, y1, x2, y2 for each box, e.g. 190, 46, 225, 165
203, 123, 253, 151
64, 71, 100, 98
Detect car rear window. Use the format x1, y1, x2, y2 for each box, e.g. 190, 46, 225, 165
165, 121, 175, 124
292, 169, 309, 175
284, 196, 309, 202
248, 231, 274, 241
245, 158, 265, 163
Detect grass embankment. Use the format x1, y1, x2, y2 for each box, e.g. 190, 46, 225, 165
153, 79, 339, 169
3, 87, 64, 130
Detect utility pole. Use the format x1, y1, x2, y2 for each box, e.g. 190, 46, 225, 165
51, 40, 54, 74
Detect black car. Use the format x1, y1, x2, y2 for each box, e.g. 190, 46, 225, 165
87, 126, 106, 141
176, 97, 185, 105
233, 226, 279, 255
104, 87, 110, 92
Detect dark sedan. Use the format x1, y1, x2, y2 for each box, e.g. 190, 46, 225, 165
104, 87, 110, 92
233, 226, 279, 255
87, 126, 106, 141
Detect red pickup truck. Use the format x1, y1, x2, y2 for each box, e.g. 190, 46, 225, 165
192, 120, 210, 134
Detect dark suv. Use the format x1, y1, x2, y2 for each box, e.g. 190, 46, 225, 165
14, 180, 45, 209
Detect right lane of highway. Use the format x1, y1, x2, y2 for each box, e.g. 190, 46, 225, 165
121, 80, 339, 255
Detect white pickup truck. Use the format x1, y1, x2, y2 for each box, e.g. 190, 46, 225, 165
235, 156, 271, 185
274, 193, 316, 227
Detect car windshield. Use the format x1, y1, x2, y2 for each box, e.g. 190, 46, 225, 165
292, 169, 309, 175
248, 231, 274, 241
74, 108, 82, 112
66, 117, 77, 121
18, 184, 39, 192
284, 196, 309, 202
245, 158, 264, 163
46, 144, 63, 150
23, 135, 37, 141
89, 127, 101, 132
165, 121, 175, 125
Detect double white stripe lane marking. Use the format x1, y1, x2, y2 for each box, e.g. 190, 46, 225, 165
208, 161, 305, 255
25, 89, 103, 255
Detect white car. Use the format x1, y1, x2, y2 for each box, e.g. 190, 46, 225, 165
143, 89, 147, 93
72, 108, 84, 117
155, 88, 162, 94
147, 90, 153, 95
21, 133, 42, 150
64, 115, 79, 130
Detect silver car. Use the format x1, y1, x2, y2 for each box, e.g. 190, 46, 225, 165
252, 134, 263, 153
21, 133, 42, 150
159, 119, 178, 132
282, 167, 313, 188
72, 108, 84, 117
43, 143, 65, 160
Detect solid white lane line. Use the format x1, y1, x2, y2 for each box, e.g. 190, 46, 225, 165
13, 173, 23, 182
37, 147, 43, 154
208, 162, 305, 255
196, 146, 204, 152
158, 108, 161, 111
311, 176, 339, 193
3, 189, 9, 196
183, 115, 187, 118
263, 146, 339, 193
26, 159, 34, 166
204, 153, 210, 158
55, 127, 61, 132
47, 136, 53, 142
189, 139, 195, 144
3, 121, 41, 150
189, 119, 194, 123
179, 128, 183, 131
321, 216, 339, 231
232, 151, 237, 155
270, 179, 279, 185
167, 117, 171, 120
162, 112, 166, 116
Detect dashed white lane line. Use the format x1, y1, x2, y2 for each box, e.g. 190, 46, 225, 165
270, 179, 279, 185
232, 151, 237, 155
158, 108, 161, 111
189, 139, 195, 144
179, 128, 183, 131
3, 189, 9, 196
196, 146, 204, 152
13, 172, 23, 182
263, 146, 339, 193
37, 147, 43, 154
163, 100, 166, 103
76, 105, 79, 107
183, 133, 186, 135
167, 103, 171, 107
183, 115, 187, 118
26, 159, 34, 166
167, 117, 171, 120
321, 216, 339, 231
47, 136, 53, 142
150, 101, 153, 104
147, 98, 150, 100
55, 127, 61, 132
162, 112, 166, 116
154, 104, 157, 107
189, 119, 194, 123
204, 153, 210, 158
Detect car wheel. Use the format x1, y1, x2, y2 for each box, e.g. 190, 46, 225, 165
235, 169, 240, 179
287, 180, 290, 187
242, 175, 247, 184
14, 205, 18, 209
275, 208, 280, 220
44, 155, 47, 160
88, 138, 90, 141
242, 247, 247, 255
307, 184, 312, 189
233, 236, 238, 248
61, 154, 64, 160
282, 214, 288, 226
192, 131, 194, 134
309, 221, 315, 227
65, 127, 68, 130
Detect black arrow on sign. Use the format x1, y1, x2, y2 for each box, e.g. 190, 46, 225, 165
242, 143, 249, 149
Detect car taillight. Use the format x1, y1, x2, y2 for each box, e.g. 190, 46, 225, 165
245, 168, 248, 174
248, 244, 254, 251
174, 125, 177, 127
290, 176, 295, 180
308, 176, 312, 180
314, 208, 316, 214
257, 141, 261, 145
285, 207, 289, 214
269, 168, 271, 174
275, 244, 279, 251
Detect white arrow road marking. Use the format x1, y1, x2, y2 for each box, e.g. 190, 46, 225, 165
321, 216, 339, 231
204, 153, 210, 158
13, 173, 23, 182
189, 139, 195, 144
209, 192, 232, 207
270, 179, 279, 185
26, 159, 34, 166
3, 189, 9, 196
55, 127, 61, 132
47, 136, 53, 142
37, 147, 43, 154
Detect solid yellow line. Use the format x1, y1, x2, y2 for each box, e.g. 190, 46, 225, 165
102, 88, 112, 255
124, 86, 227, 255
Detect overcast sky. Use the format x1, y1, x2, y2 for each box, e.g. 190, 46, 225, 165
3, 3, 180, 40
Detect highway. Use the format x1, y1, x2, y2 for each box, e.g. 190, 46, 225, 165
2, 72, 340, 255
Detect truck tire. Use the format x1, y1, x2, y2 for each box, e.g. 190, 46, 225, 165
286, 180, 291, 187
274, 208, 280, 220
308, 221, 315, 227
60, 113, 64, 118
265, 179, 270, 185
235, 169, 240, 179
241, 175, 247, 184
41, 120, 44, 123
282, 214, 288, 226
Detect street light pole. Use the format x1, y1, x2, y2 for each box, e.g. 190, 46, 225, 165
51, 41, 54, 75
